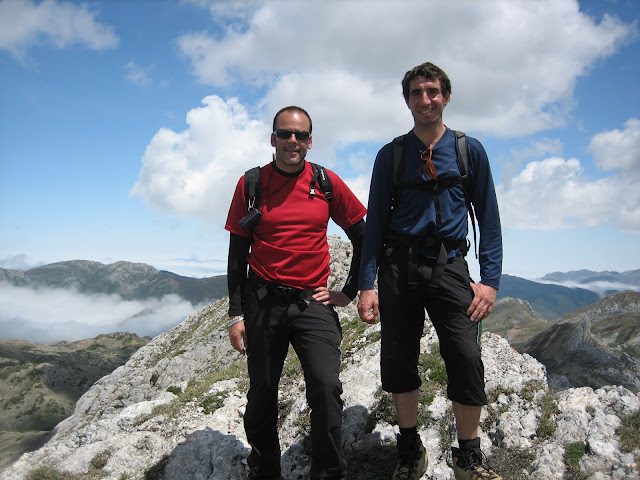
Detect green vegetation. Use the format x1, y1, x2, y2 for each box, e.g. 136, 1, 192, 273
618, 409, 640, 453
536, 389, 559, 441
135, 358, 247, 426
199, 392, 226, 414
563, 442, 589, 480
487, 447, 536, 480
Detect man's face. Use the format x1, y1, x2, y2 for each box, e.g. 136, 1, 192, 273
406, 76, 450, 129
271, 110, 312, 172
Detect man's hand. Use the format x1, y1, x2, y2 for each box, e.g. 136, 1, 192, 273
467, 283, 497, 322
313, 286, 351, 307
357, 289, 379, 324
229, 319, 247, 355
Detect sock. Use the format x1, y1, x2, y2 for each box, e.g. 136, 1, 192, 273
458, 437, 480, 452
399, 426, 418, 437
398, 426, 418, 448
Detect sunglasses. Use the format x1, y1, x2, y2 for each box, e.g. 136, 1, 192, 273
274, 129, 311, 141
420, 148, 437, 180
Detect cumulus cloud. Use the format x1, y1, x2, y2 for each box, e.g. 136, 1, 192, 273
178, 0, 634, 137
0, 0, 119, 60
498, 118, 640, 233
129, 96, 272, 223
132, 1, 636, 232
589, 118, 640, 175
129, 94, 371, 222
0, 283, 203, 344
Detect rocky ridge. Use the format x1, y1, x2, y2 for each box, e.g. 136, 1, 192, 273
523, 290, 640, 393
0, 260, 227, 305
2, 237, 639, 479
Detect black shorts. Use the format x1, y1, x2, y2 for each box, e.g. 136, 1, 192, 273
378, 248, 487, 406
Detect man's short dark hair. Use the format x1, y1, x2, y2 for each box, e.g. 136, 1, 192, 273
401, 62, 452, 102
272, 106, 313, 134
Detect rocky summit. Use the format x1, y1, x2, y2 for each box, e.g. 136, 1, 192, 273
2, 237, 639, 479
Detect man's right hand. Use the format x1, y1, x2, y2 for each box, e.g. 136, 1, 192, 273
357, 289, 379, 324
229, 319, 247, 355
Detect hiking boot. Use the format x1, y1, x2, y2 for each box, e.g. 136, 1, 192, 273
392, 434, 428, 480
451, 447, 502, 480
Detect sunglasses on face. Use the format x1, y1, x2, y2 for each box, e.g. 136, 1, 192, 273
274, 129, 311, 141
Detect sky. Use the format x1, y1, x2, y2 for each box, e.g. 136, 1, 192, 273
0, 0, 639, 342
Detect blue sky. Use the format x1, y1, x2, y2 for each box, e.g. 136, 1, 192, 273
1, 0, 639, 284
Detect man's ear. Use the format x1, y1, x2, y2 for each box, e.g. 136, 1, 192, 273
307, 136, 312, 149
270, 133, 276, 147
443, 92, 451, 107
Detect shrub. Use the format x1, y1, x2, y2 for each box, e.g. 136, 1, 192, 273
618, 409, 640, 453
488, 446, 536, 479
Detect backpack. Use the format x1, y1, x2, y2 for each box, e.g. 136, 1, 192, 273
386, 130, 478, 289
389, 130, 477, 258
241, 162, 333, 232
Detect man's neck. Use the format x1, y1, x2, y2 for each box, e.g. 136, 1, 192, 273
413, 123, 447, 149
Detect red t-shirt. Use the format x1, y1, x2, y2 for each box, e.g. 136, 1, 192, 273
225, 161, 366, 290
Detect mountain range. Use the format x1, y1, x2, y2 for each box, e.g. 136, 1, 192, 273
1, 243, 639, 478
0, 261, 227, 305
3, 261, 638, 321
1, 238, 638, 479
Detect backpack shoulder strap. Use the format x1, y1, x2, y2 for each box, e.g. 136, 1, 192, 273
453, 130, 478, 258
391, 134, 407, 211
244, 166, 261, 211
309, 162, 333, 207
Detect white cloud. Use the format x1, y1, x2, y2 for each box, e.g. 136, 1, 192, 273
178, 0, 634, 138
0, 254, 43, 270
0, 283, 202, 344
498, 119, 640, 233
129, 92, 374, 221
589, 118, 640, 175
130, 95, 273, 223
0, 0, 119, 60
133, 1, 638, 232
124, 59, 152, 86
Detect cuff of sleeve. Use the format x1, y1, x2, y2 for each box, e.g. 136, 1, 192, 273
480, 278, 500, 290
341, 283, 358, 301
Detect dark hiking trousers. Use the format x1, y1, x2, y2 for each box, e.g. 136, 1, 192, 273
378, 247, 487, 406
243, 272, 347, 480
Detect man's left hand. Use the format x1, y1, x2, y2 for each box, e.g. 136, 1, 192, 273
313, 286, 351, 307
467, 283, 497, 322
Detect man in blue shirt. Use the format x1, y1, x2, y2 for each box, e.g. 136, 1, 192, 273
358, 62, 503, 480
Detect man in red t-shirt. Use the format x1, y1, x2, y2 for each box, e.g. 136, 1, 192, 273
225, 106, 366, 480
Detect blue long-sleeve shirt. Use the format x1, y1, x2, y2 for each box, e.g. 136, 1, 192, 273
359, 127, 502, 290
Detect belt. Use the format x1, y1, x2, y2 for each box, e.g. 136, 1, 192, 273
249, 270, 312, 307
384, 232, 468, 289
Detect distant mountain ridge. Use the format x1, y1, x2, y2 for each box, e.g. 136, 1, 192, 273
497, 274, 600, 320
0, 260, 227, 305
541, 268, 640, 286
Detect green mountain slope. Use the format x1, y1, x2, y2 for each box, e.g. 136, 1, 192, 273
497, 274, 600, 320
0, 333, 149, 471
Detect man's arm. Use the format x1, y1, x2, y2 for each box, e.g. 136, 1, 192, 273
312, 219, 365, 307
467, 138, 502, 322
227, 232, 251, 316
227, 232, 251, 354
